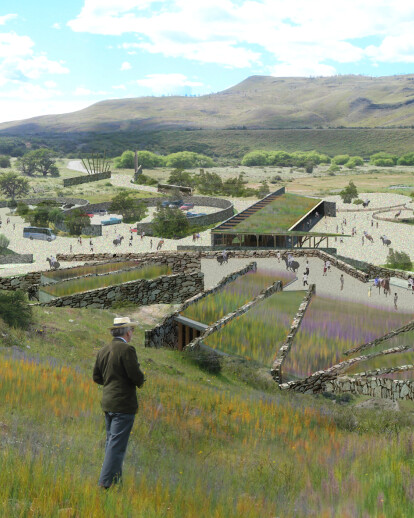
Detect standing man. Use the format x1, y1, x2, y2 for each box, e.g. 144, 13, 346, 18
394, 292, 398, 311
340, 274, 344, 291
302, 271, 308, 287
93, 317, 145, 489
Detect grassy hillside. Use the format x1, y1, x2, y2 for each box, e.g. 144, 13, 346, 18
1, 305, 414, 516
3, 75, 414, 134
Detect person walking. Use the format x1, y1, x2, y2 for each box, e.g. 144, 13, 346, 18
277, 251, 281, 263
302, 271, 308, 287
305, 259, 309, 276
150, 239, 153, 249
323, 261, 327, 276
394, 292, 398, 311
340, 274, 344, 291
93, 317, 145, 489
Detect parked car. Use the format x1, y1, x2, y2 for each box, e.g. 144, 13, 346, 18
186, 211, 197, 218
161, 199, 183, 208
179, 203, 195, 210
193, 212, 207, 217
101, 217, 122, 225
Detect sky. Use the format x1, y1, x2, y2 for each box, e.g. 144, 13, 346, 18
1, 0, 414, 123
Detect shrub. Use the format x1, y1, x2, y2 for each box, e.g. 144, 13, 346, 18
0, 234, 10, 252
386, 248, 412, 270
345, 156, 364, 169
328, 163, 341, 172
332, 154, 350, 165
241, 150, 269, 166
0, 155, 11, 168
370, 152, 398, 167
134, 174, 158, 186
183, 348, 222, 375
353, 199, 364, 205
152, 205, 189, 238
0, 290, 32, 329
397, 152, 414, 166
165, 151, 214, 169
340, 181, 358, 204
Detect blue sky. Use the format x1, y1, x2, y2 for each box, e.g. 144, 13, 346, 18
1, 0, 414, 123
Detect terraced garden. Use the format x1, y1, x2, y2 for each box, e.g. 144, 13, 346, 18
181, 267, 296, 325
40, 264, 171, 298
42, 260, 140, 283
282, 295, 413, 381
202, 290, 305, 366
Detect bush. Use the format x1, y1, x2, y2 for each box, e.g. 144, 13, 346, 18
345, 156, 364, 169
183, 347, 222, 375
397, 152, 414, 166
0, 290, 32, 329
241, 150, 269, 166
332, 154, 350, 165
340, 181, 358, 204
386, 249, 412, 270
370, 152, 398, 167
0, 234, 10, 252
353, 199, 364, 205
0, 155, 11, 168
134, 174, 158, 186
152, 205, 189, 238
165, 151, 214, 169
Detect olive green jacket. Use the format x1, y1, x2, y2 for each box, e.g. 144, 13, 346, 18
93, 338, 145, 414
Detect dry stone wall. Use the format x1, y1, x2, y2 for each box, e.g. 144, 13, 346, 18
37, 271, 203, 309
63, 171, 111, 187
271, 285, 316, 383
0, 254, 33, 264
324, 376, 414, 401
0, 271, 42, 291
145, 261, 257, 348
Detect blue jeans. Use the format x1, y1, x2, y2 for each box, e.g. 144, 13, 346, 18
98, 412, 135, 488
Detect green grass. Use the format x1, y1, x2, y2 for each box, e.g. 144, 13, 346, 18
40, 264, 171, 297
42, 260, 140, 282
1, 305, 414, 516
229, 193, 321, 233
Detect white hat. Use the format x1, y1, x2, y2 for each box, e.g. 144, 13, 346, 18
109, 316, 137, 330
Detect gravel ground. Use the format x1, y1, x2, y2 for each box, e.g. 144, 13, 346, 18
324, 193, 412, 211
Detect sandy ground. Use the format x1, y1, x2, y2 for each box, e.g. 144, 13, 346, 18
201, 257, 414, 314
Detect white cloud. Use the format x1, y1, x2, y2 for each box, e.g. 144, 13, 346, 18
74, 86, 109, 96
120, 61, 132, 70
44, 80, 57, 88
0, 99, 93, 124
52, 22, 61, 29
135, 73, 203, 95
0, 14, 17, 25
67, 0, 414, 74
113, 84, 127, 89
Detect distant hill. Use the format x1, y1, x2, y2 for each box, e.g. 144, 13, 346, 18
2, 75, 414, 135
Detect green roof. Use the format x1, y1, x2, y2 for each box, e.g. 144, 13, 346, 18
219, 193, 322, 234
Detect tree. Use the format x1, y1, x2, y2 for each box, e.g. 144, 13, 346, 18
257, 180, 270, 198
64, 208, 90, 236
0, 155, 11, 168
109, 192, 148, 223
340, 181, 358, 203
0, 234, 10, 253
114, 150, 135, 169
241, 150, 269, 166
17, 148, 59, 176
332, 154, 350, 165
165, 151, 214, 169
386, 248, 412, 270
398, 152, 414, 166
345, 156, 364, 169
305, 161, 314, 174
196, 169, 223, 194
168, 168, 196, 187
152, 205, 189, 238
0, 289, 33, 329
370, 152, 398, 167
0, 172, 30, 203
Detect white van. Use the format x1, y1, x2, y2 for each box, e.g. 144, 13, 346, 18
23, 227, 56, 242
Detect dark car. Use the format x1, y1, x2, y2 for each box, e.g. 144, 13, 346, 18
161, 199, 183, 208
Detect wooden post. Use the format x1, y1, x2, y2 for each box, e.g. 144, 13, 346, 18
177, 322, 183, 350
185, 325, 190, 346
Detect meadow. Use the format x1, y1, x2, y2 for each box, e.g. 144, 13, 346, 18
203, 291, 305, 366
1, 305, 414, 516
42, 260, 140, 283
282, 295, 413, 380
40, 264, 171, 298
181, 267, 295, 325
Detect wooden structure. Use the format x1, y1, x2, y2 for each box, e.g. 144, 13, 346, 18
175, 315, 208, 350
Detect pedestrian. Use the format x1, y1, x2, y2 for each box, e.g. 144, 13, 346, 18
376, 221, 379, 228
93, 317, 145, 489
340, 274, 344, 291
13, 223, 15, 230
371, 220, 373, 227
79, 237, 82, 246
90, 238, 93, 246
323, 262, 327, 276
326, 260, 331, 272
197, 233, 201, 241
70, 244, 73, 253
277, 251, 281, 263
192, 233, 196, 242
141, 231, 143, 240
362, 235, 364, 246
302, 271, 308, 287
150, 239, 153, 249
129, 234, 133, 247
394, 292, 398, 310
305, 259, 309, 275
368, 285, 372, 297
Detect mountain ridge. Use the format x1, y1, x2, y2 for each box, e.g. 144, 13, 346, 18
2, 74, 414, 136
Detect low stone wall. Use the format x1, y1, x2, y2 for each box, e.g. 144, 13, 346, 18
63, 171, 111, 187
0, 197, 89, 209
271, 285, 316, 383
0, 254, 33, 264
37, 271, 203, 309
145, 261, 257, 348
324, 376, 414, 400
157, 183, 193, 195
56, 252, 201, 273
0, 271, 42, 291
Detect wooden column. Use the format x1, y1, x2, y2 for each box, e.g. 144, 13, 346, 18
185, 325, 190, 346
177, 322, 183, 351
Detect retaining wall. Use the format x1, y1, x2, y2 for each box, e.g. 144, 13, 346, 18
0, 197, 89, 209
145, 262, 257, 348
271, 285, 316, 383
63, 171, 111, 187
37, 271, 203, 309
324, 376, 414, 401
0, 254, 33, 264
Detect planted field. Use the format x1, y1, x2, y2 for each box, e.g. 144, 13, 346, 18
203, 290, 305, 366
344, 330, 414, 380
42, 260, 140, 282
230, 193, 321, 233
283, 295, 413, 380
181, 267, 295, 325
40, 264, 171, 297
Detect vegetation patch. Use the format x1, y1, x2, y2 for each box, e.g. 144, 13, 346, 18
42, 260, 140, 283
